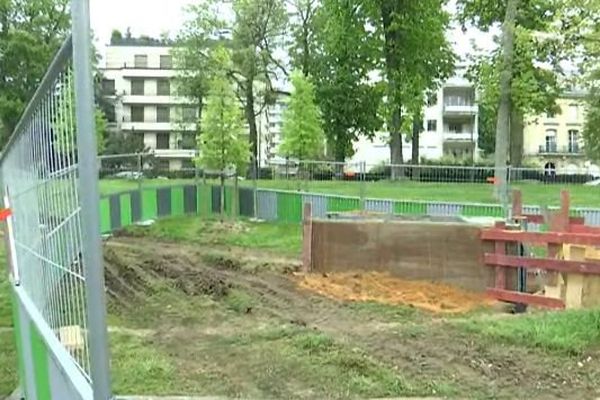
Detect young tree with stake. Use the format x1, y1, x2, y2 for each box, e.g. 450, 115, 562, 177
197, 47, 249, 221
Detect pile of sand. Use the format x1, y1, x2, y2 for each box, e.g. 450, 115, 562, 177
298, 271, 493, 314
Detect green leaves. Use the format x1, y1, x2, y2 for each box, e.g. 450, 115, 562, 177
279, 71, 324, 160
197, 47, 250, 175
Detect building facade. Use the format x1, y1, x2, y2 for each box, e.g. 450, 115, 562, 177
349, 66, 479, 167
101, 43, 198, 170
523, 91, 596, 174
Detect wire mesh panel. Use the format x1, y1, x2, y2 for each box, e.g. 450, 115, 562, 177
1, 2, 112, 396
1, 38, 95, 375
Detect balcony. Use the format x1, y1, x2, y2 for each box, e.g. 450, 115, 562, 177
121, 95, 191, 105
121, 68, 178, 79
443, 131, 475, 141
538, 144, 583, 155
153, 149, 197, 159
443, 103, 477, 116
122, 121, 196, 132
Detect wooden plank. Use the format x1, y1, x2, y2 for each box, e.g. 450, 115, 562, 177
484, 254, 600, 275
481, 229, 600, 246
564, 244, 586, 309
486, 288, 565, 309
494, 222, 506, 289
302, 202, 313, 273
570, 224, 600, 234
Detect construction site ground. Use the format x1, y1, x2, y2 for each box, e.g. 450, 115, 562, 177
2, 218, 600, 399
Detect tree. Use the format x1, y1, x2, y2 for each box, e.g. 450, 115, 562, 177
280, 71, 324, 161
197, 47, 249, 221
312, 0, 383, 162
368, 0, 454, 177
230, 0, 288, 177
0, 0, 70, 146
459, 0, 569, 174
287, 0, 321, 77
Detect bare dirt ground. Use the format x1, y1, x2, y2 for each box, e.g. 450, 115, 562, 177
104, 235, 600, 400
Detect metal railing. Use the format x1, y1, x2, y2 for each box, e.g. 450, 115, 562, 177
1, 1, 111, 398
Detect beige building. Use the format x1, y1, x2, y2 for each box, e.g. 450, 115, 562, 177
523, 91, 593, 172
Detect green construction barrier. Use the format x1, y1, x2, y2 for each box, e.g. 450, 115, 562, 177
394, 201, 427, 215
171, 186, 185, 217
30, 323, 51, 399
461, 204, 503, 217
142, 188, 158, 220
99, 198, 111, 233
327, 196, 360, 213
119, 193, 132, 227
277, 192, 302, 223
197, 184, 212, 217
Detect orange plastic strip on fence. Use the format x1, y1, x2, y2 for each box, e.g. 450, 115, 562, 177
484, 253, 600, 275
481, 229, 600, 246
0, 208, 12, 221
486, 288, 565, 309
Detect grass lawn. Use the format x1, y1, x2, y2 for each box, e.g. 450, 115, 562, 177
100, 178, 600, 208
0, 245, 16, 398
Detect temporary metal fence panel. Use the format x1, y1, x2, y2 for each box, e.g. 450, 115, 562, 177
0, 1, 112, 399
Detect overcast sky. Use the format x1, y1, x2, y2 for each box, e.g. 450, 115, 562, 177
90, 0, 497, 65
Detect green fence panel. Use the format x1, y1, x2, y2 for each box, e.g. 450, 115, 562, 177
277, 192, 303, 223
461, 204, 503, 217
30, 324, 51, 400
11, 292, 27, 399
198, 184, 212, 217
142, 188, 158, 220
171, 187, 185, 217
99, 198, 111, 233
393, 201, 427, 215
327, 196, 360, 213
119, 193, 132, 227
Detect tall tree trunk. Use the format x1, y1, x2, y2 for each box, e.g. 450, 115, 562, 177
411, 119, 420, 181
380, 2, 404, 180
389, 108, 404, 179
244, 83, 258, 180
494, 0, 520, 201
510, 107, 524, 168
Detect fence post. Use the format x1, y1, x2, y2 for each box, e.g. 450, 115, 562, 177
138, 153, 143, 220
359, 161, 366, 212
302, 202, 313, 273
71, 0, 112, 398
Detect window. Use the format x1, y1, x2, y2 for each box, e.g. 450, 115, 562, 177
101, 79, 115, 94
157, 106, 170, 123
157, 79, 170, 96
427, 120, 437, 132
160, 55, 173, 69
156, 133, 170, 149
131, 79, 145, 95
180, 132, 196, 149
545, 129, 557, 152
448, 123, 462, 133
182, 106, 197, 122
130, 106, 145, 122
569, 104, 579, 121
568, 130, 579, 153
134, 54, 148, 68
546, 110, 556, 119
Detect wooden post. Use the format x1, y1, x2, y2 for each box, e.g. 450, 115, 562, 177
546, 190, 571, 302
494, 221, 507, 289
302, 202, 313, 273
512, 189, 522, 219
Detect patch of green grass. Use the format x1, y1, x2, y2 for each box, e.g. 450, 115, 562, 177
0, 246, 13, 328
0, 330, 17, 398
457, 309, 600, 355
110, 332, 184, 395
187, 325, 457, 399
124, 217, 302, 256
346, 301, 419, 320
100, 178, 600, 208
224, 289, 255, 314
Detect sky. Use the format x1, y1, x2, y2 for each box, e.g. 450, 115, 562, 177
89, 0, 497, 65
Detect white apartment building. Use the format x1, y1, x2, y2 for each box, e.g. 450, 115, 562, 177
101, 43, 198, 170
350, 66, 479, 167
257, 89, 291, 167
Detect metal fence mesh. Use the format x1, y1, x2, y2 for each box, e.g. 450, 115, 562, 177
1, 47, 92, 379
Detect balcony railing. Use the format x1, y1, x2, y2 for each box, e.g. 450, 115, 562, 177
538, 144, 582, 154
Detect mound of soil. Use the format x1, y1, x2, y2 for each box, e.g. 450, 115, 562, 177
298, 272, 494, 313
